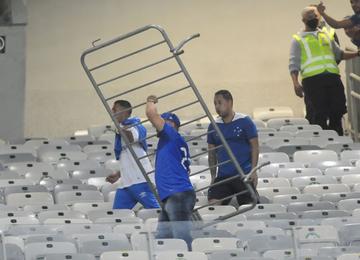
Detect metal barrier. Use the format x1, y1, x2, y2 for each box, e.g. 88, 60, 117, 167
348, 73, 360, 142
81, 25, 260, 221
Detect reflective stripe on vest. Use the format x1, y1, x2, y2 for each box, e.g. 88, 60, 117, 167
293, 31, 339, 79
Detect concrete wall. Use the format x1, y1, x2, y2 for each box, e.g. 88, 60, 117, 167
25, 0, 354, 138
0, 25, 26, 141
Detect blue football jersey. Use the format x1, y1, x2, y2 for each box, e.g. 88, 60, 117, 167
155, 123, 193, 201
207, 113, 258, 177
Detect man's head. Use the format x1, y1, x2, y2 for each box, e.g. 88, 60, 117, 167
112, 100, 132, 123
351, 0, 360, 14
161, 112, 181, 131
214, 90, 234, 118
302, 6, 321, 31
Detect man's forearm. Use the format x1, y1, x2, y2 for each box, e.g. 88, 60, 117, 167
342, 51, 359, 60
290, 71, 300, 85
208, 150, 217, 182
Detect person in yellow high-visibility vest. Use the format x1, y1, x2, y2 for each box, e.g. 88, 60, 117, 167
289, 6, 359, 135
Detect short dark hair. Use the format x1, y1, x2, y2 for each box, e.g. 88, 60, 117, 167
114, 100, 132, 115
215, 90, 233, 102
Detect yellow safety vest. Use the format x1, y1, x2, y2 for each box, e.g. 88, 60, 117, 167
293, 31, 339, 79
321, 27, 336, 41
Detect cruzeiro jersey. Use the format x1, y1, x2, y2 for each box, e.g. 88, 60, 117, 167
207, 113, 258, 177
155, 123, 193, 201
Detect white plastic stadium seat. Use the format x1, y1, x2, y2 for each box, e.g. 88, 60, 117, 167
267, 118, 309, 130
253, 107, 294, 121
293, 150, 338, 163
100, 251, 149, 260
259, 152, 290, 164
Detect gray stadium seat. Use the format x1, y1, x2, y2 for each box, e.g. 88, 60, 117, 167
55, 190, 104, 205
24, 242, 77, 260
40, 253, 96, 260
99, 251, 149, 260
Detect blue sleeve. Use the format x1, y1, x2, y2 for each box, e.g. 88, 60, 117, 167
350, 14, 360, 26
159, 123, 179, 141
244, 117, 258, 140
207, 123, 216, 144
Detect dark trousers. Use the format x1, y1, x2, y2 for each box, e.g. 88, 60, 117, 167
302, 73, 347, 136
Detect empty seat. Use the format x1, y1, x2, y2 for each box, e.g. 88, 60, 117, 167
291, 176, 338, 189
258, 162, 305, 178
277, 168, 322, 178
341, 150, 360, 164
321, 217, 360, 229
244, 203, 287, 214
303, 184, 350, 196
338, 254, 360, 260
100, 251, 149, 260
137, 208, 162, 220
87, 209, 135, 222
153, 238, 188, 251
288, 201, 336, 214
25, 168, 69, 182
259, 152, 290, 164
87, 151, 115, 164
263, 248, 318, 260
296, 225, 339, 247
293, 150, 338, 163
23, 204, 69, 213
311, 136, 353, 148
55, 190, 104, 205
246, 212, 297, 220
321, 192, 360, 203
192, 237, 242, 253
72, 202, 113, 214
113, 223, 145, 237
0, 153, 36, 164
338, 199, 360, 212
341, 175, 360, 187
207, 250, 260, 260
155, 251, 208, 260
6, 192, 54, 207
235, 227, 285, 241
339, 224, 360, 246
253, 119, 266, 128
258, 132, 293, 142
6, 158, 54, 173
72, 168, 112, 180
37, 144, 82, 156
54, 184, 98, 194
24, 241, 77, 260
319, 247, 360, 257
83, 144, 113, 154
311, 160, 352, 171
38, 210, 86, 223
39, 253, 96, 260
191, 229, 234, 239
4, 185, 48, 196
56, 224, 113, 236
252, 107, 294, 121
301, 210, 351, 219
324, 167, 360, 178
0, 178, 34, 188
57, 160, 102, 172
325, 143, 360, 154
215, 221, 266, 235
273, 194, 320, 204
267, 118, 309, 130
247, 234, 293, 253
40, 178, 83, 192
197, 206, 237, 218
39, 151, 87, 163
295, 130, 338, 138
257, 178, 291, 188
280, 124, 322, 133
257, 187, 300, 201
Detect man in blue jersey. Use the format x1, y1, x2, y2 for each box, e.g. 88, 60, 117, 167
146, 95, 195, 250
106, 100, 159, 209
207, 90, 259, 206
